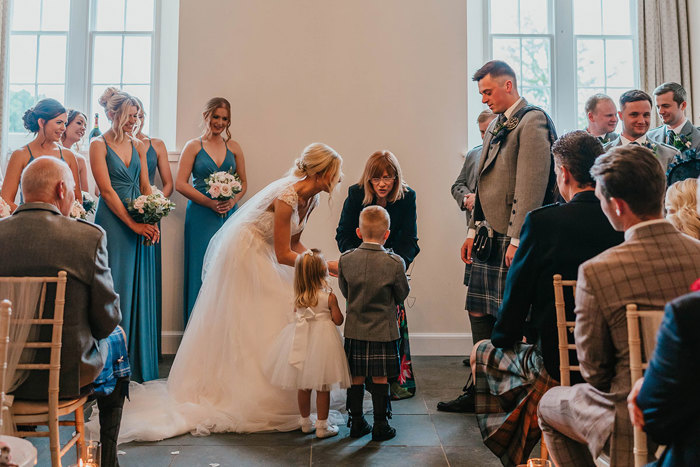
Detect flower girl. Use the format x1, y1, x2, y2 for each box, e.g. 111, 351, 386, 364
265, 249, 351, 438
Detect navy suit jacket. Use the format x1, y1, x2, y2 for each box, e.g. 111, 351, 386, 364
490, 190, 624, 380
637, 291, 700, 467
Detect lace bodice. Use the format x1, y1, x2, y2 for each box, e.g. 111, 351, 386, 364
252, 184, 319, 242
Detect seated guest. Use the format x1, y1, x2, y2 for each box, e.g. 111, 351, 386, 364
538, 146, 700, 467
665, 178, 700, 239
584, 93, 619, 144
604, 90, 680, 177
0, 157, 127, 467
444, 131, 624, 465
627, 288, 700, 467
648, 82, 700, 153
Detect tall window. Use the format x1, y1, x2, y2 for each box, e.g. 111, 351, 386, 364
8, 0, 70, 133
4, 0, 158, 150
90, 0, 155, 135
486, 0, 638, 131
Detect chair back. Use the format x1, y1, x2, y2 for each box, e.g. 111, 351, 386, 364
626, 304, 665, 467
553, 274, 578, 386
0, 300, 11, 433
0, 272, 67, 403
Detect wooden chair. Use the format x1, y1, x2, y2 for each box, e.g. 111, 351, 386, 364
626, 304, 665, 467
0, 272, 87, 467
0, 299, 12, 432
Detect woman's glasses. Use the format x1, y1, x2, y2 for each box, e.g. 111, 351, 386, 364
370, 176, 396, 184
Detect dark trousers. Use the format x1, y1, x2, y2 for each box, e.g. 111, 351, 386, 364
95, 377, 128, 467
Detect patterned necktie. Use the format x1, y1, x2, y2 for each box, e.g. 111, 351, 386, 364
629, 141, 640, 146
666, 129, 675, 145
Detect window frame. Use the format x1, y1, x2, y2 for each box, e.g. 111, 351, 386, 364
3, 0, 161, 155
483, 0, 639, 133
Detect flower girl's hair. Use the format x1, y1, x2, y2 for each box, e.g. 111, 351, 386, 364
294, 249, 329, 308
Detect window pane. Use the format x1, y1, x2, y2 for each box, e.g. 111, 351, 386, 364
41, 0, 70, 31
605, 88, 627, 109
573, 0, 601, 35
92, 36, 123, 83
122, 84, 150, 134
9, 35, 37, 83
95, 0, 125, 31
522, 87, 550, 112
126, 0, 155, 31
520, 0, 548, 34
605, 39, 634, 87
490, 0, 519, 34
492, 38, 521, 80
602, 0, 631, 35
577, 39, 605, 87
37, 35, 67, 83
92, 85, 120, 134
122, 36, 152, 83
521, 38, 550, 88
8, 85, 37, 133
37, 84, 65, 102
11, 0, 40, 31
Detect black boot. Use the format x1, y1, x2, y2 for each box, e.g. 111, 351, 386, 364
347, 384, 372, 438
370, 383, 396, 441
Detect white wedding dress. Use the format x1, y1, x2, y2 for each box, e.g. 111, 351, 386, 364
89, 175, 344, 443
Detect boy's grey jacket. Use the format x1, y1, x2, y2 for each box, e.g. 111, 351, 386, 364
338, 242, 410, 342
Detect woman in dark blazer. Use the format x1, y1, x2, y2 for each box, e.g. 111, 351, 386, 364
336, 150, 419, 399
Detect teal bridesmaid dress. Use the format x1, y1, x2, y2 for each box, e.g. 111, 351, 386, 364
146, 140, 162, 359
94, 140, 158, 382
183, 139, 237, 323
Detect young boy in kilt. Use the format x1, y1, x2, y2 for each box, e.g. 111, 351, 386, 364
338, 205, 410, 441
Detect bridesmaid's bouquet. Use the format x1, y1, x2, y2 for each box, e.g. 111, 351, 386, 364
70, 200, 87, 219
0, 198, 11, 218
82, 191, 96, 216
126, 188, 176, 245
205, 170, 242, 217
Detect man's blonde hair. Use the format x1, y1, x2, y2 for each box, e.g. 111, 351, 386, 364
359, 205, 390, 241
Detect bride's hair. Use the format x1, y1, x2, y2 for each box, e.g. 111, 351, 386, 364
666, 178, 700, 239
294, 249, 329, 308
293, 143, 343, 192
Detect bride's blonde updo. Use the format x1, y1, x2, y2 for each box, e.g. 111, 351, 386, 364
98, 86, 140, 142
292, 143, 343, 192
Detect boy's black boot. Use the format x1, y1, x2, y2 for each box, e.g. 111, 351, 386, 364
347, 384, 372, 438
371, 383, 396, 441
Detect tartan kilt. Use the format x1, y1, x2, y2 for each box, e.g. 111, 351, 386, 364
474, 340, 558, 467
344, 338, 400, 378
466, 232, 510, 317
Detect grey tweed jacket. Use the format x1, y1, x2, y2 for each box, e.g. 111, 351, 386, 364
0, 203, 121, 399
604, 136, 680, 175
451, 145, 482, 227
469, 98, 554, 239
338, 242, 409, 342
549, 221, 700, 465
647, 120, 700, 153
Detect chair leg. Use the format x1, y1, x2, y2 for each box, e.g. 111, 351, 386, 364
75, 405, 86, 463
540, 438, 549, 460
48, 413, 61, 467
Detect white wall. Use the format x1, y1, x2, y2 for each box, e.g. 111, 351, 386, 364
161, 0, 472, 354
689, 1, 700, 124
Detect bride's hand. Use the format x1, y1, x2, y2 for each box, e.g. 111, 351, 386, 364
327, 260, 339, 277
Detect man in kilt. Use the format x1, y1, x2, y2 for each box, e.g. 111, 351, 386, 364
438, 60, 556, 413
338, 205, 410, 441
469, 131, 624, 466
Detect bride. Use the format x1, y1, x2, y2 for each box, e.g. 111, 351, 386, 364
96, 143, 344, 442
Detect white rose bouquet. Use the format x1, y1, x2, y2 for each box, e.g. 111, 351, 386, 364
81, 191, 96, 216
0, 198, 11, 218
126, 190, 176, 245
70, 200, 87, 219
205, 170, 242, 217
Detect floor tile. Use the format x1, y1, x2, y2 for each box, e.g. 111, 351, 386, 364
170, 445, 310, 467
430, 413, 482, 447
443, 446, 503, 467
312, 444, 447, 466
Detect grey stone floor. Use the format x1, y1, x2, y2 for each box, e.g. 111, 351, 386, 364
29, 356, 522, 466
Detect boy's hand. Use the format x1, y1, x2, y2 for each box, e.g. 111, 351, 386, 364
327, 260, 339, 277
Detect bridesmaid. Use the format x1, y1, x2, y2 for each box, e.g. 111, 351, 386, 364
133, 96, 173, 358
1, 99, 82, 210
176, 97, 248, 323
90, 87, 160, 382
60, 109, 90, 193
336, 150, 420, 399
